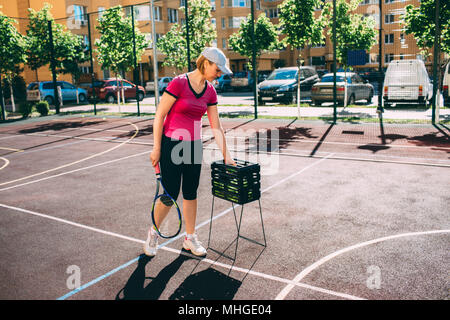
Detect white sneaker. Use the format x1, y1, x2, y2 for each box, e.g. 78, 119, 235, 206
183, 233, 207, 256
143, 228, 159, 257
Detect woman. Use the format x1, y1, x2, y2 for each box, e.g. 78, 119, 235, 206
144, 47, 236, 257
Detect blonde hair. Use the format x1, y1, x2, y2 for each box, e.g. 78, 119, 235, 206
196, 55, 211, 75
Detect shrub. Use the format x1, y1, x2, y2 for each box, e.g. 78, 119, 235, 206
18, 101, 34, 118
35, 100, 49, 116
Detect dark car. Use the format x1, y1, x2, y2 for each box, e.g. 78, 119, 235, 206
311, 72, 374, 106
87, 79, 145, 103
360, 70, 385, 83
257, 66, 319, 104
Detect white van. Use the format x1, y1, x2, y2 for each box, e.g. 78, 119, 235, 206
443, 62, 449, 106
383, 59, 433, 107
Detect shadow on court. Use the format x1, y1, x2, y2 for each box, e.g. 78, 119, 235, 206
116, 253, 241, 300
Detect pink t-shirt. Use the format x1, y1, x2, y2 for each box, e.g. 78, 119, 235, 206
163, 74, 218, 141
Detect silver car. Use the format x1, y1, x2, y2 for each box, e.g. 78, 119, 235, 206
311, 72, 374, 106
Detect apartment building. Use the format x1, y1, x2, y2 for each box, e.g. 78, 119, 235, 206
0, 0, 433, 86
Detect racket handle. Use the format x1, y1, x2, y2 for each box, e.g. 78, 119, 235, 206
154, 163, 161, 175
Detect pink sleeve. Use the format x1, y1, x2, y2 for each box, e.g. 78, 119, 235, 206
165, 77, 183, 99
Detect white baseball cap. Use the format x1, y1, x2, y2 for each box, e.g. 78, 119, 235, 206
201, 47, 233, 75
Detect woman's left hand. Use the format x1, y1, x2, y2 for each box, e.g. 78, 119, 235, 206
225, 157, 237, 166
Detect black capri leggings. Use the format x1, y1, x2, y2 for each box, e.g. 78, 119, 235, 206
159, 134, 203, 201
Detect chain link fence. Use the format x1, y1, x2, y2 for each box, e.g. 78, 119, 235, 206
0, 0, 448, 124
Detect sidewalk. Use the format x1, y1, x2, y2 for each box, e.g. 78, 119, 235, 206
53, 102, 449, 122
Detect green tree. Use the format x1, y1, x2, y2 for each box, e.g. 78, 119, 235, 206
321, 0, 377, 67
229, 13, 282, 71
0, 13, 27, 113
278, 0, 324, 54
402, 0, 450, 56
157, 0, 216, 72
26, 4, 88, 81
278, 0, 324, 108
95, 6, 148, 105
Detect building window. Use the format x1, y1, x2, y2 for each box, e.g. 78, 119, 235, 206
73, 5, 88, 24
98, 7, 105, 19
222, 38, 227, 49
228, 0, 250, 7
265, 8, 279, 18
154, 6, 161, 21
385, 53, 394, 64
229, 16, 246, 28
384, 33, 394, 44
168, 8, 178, 23
369, 54, 379, 64
221, 17, 226, 29
384, 14, 394, 24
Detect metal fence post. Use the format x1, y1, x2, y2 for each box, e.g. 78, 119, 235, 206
186, 0, 191, 72
332, 0, 337, 123
378, 0, 384, 115
131, 5, 140, 116
150, 0, 159, 107
251, 0, 258, 119
432, 0, 440, 124
0, 74, 5, 121
87, 13, 97, 115
48, 20, 60, 114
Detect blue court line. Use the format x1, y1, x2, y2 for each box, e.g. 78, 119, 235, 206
57, 256, 140, 300
56, 233, 189, 300
56, 205, 241, 300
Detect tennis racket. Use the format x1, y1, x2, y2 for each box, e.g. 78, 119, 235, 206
151, 163, 182, 238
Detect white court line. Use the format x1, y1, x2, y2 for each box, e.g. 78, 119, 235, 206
2, 140, 448, 193
0, 202, 363, 300
0, 150, 150, 192
4, 140, 89, 158
0, 157, 9, 171
0, 134, 24, 140
25, 132, 450, 167
201, 134, 450, 150
275, 229, 450, 300
0, 122, 139, 188
10, 130, 450, 151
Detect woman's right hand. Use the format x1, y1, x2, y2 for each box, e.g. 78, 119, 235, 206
150, 148, 161, 168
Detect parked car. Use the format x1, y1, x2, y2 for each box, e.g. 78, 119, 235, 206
212, 74, 232, 92
230, 70, 272, 91
87, 79, 145, 103
382, 59, 433, 107
360, 70, 385, 83
26, 81, 88, 105
442, 61, 449, 106
230, 71, 252, 91
257, 66, 320, 104
316, 69, 329, 79
310, 72, 374, 106
145, 77, 173, 94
